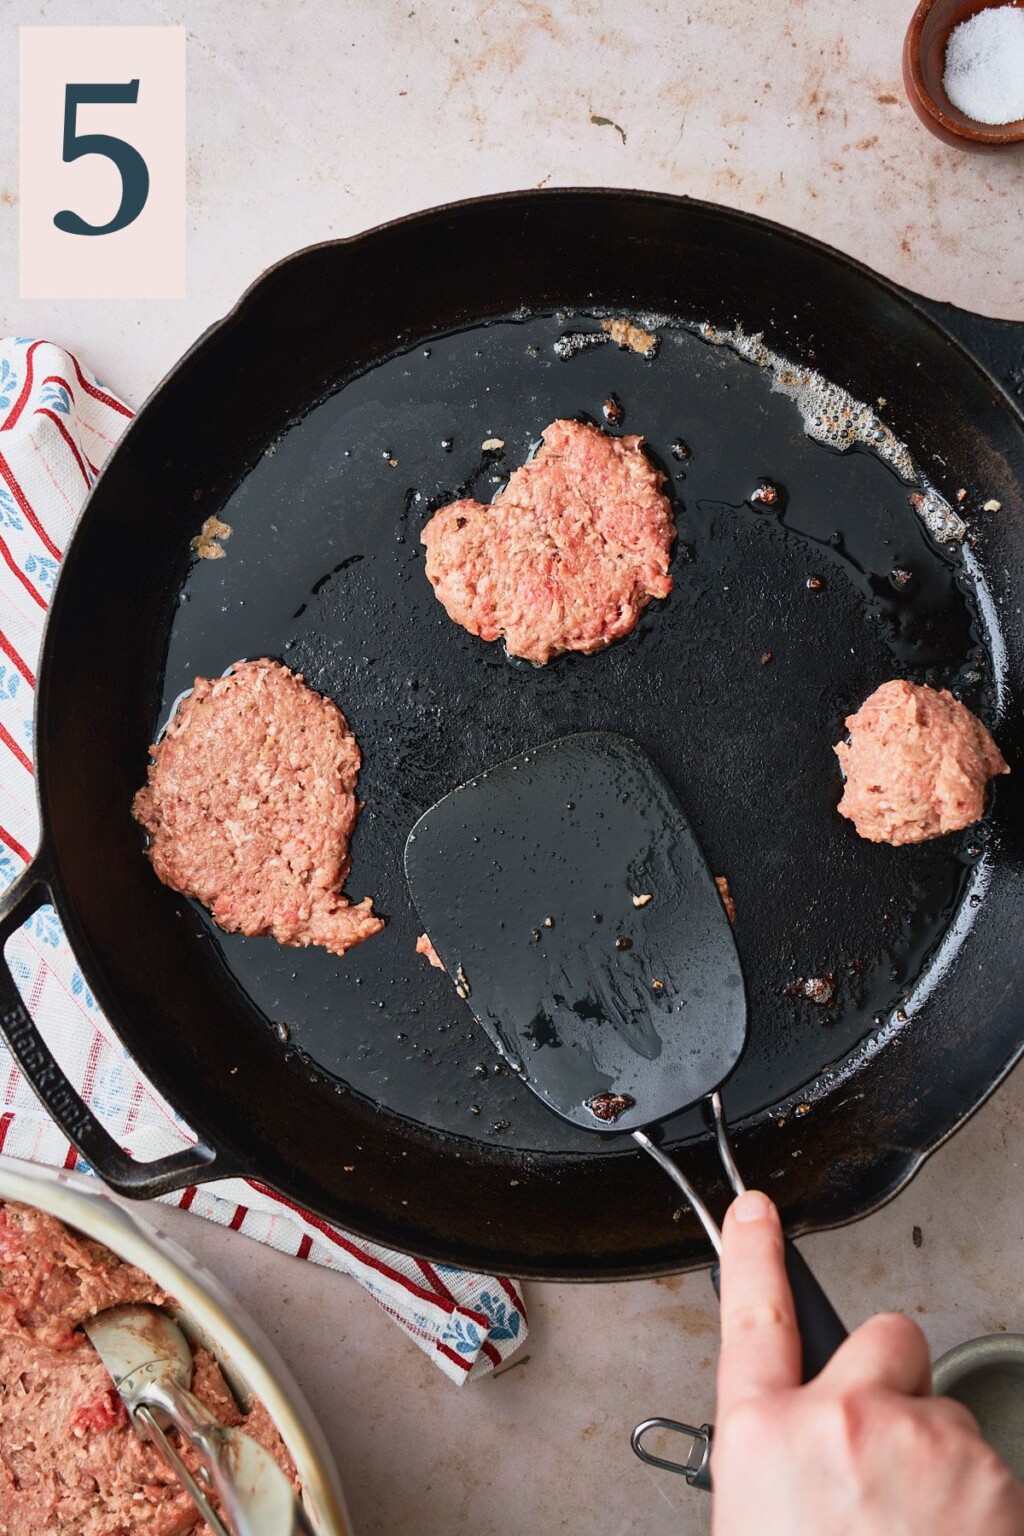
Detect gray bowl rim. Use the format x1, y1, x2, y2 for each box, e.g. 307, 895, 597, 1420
933, 1332, 1024, 1396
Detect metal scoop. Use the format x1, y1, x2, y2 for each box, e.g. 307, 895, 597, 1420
83, 1304, 314, 1536
405, 731, 847, 1485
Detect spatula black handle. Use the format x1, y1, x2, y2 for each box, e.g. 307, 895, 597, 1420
711, 1237, 848, 1381
663, 1241, 849, 1492
780, 1238, 848, 1378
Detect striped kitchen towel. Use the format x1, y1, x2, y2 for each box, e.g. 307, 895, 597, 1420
0, 337, 526, 1383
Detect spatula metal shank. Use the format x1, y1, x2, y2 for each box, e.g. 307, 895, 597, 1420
405, 733, 747, 1133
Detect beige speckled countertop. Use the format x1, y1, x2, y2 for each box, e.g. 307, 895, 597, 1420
2, 2, 1023, 1532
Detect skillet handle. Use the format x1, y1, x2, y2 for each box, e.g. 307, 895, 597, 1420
710, 1236, 848, 1381
0, 856, 228, 1198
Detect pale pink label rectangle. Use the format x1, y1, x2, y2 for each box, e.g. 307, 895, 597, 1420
20, 27, 186, 299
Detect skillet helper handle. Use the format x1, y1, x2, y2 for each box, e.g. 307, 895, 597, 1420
902, 294, 1024, 402
710, 1236, 848, 1382
0, 857, 227, 1199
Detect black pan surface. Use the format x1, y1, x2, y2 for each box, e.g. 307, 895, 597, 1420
162, 310, 983, 1149
4, 191, 1024, 1277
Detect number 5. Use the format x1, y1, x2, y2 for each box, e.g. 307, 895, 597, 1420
53, 81, 150, 237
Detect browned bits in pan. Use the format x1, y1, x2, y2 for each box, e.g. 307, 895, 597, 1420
602, 394, 624, 425
750, 479, 779, 506
786, 973, 836, 1006
587, 1092, 636, 1122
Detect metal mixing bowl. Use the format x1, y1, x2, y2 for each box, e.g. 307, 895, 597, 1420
0, 1154, 352, 1535
933, 1333, 1024, 1479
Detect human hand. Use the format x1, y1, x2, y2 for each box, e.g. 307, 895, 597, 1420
712, 1190, 1024, 1536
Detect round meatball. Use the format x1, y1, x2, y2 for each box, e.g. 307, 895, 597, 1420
421, 419, 675, 665
133, 658, 383, 956
835, 679, 1009, 845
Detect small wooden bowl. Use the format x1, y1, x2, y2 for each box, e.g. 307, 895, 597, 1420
903, 0, 1024, 147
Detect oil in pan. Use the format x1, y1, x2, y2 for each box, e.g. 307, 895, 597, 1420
158, 310, 995, 1155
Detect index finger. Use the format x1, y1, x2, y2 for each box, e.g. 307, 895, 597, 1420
716, 1190, 802, 1415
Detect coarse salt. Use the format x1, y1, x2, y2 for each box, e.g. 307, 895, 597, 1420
943, 6, 1024, 126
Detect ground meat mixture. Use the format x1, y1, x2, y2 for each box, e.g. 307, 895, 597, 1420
133, 659, 384, 957
189, 515, 231, 561
835, 679, 1009, 845
415, 933, 445, 970
0, 1202, 296, 1536
600, 317, 660, 357
420, 419, 675, 665
714, 876, 737, 927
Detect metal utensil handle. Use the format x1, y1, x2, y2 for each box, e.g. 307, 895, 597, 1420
631, 1417, 713, 1489
631, 1130, 722, 1254
706, 1092, 849, 1381
631, 1104, 848, 1490
0, 856, 233, 1198
136, 1403, 234, 1536
141, 1376, 316, 1536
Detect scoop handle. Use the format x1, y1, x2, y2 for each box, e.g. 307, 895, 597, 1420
711, 1237, 847, 1381
138, 1379, 316, 1536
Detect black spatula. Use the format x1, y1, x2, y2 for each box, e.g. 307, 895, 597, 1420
405, 731, 846, 1483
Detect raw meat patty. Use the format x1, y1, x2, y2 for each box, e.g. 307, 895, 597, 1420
0, 1200, 296, 1536
133, 658, 384, 956
421, 419, 675, 664
835, 679, 1009, 845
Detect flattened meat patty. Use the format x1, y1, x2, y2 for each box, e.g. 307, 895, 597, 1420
0, 1201, 297, 1536
421, 418, 675, 664
133, 659, 384, 956
835, 679, 1009, 845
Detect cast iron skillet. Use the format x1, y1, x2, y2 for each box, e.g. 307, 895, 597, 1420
1, 190, 1023, 1280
